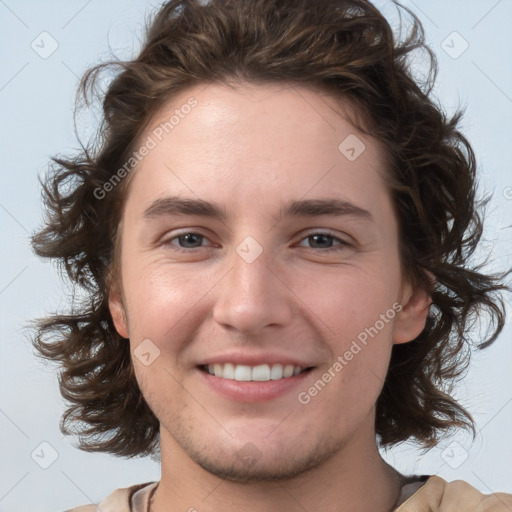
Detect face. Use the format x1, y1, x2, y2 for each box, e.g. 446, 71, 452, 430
109, 81, 429, 482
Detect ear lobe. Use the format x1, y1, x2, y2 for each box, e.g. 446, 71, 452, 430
392, 279, 432, 345
109, 287, 129, 339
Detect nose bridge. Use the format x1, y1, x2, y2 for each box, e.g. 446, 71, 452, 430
232, 238, 274, 296
212, 236, 292, 333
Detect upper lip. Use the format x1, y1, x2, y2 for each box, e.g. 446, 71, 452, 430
197, 352, 316, 369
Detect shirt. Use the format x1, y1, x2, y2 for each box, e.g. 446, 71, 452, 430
66, 474, 512, 511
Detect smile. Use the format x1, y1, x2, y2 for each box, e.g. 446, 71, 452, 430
199, 363, 312, 381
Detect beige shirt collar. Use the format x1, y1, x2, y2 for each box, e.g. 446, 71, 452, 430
69, 475, 512, 512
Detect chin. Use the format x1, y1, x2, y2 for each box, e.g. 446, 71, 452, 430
192, 448, 328, 483
181, 430, 345, 484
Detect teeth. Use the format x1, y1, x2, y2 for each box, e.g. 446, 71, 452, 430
252, 364, 271, 381
270, 364, 284, 380
234, 364, 252, 381
205, 363, 306, 381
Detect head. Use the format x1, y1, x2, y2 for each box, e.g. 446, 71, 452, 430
32, 0, 508, 476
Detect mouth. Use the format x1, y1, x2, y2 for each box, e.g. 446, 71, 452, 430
198, 363, 314, 381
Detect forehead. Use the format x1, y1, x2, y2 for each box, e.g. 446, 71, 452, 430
145, 81, 375, 156
124, 81, 392, 223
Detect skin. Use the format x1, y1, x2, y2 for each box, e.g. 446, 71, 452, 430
109, 81, 431, 512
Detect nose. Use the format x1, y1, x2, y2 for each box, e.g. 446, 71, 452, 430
212, 243, 294, 335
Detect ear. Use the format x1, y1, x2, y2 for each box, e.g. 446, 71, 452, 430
108, 285, 129, 339
392, 273, 433, 345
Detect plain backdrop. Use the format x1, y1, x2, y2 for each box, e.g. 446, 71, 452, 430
1, 1, 511, 510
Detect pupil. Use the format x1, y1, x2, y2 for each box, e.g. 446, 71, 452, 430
311, 234, 331, 248
180, 233, 201, 247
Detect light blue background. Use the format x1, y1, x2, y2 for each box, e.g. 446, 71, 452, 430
1, 1, 511, 510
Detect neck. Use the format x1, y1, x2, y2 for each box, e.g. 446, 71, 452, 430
151, 422, 405, 512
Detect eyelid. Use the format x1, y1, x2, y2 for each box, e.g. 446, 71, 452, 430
300, 228, 350, 240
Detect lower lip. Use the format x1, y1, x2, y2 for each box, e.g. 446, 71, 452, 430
197, 367, 314, 403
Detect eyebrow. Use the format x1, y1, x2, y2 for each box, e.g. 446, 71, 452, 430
143, 196, 373, 222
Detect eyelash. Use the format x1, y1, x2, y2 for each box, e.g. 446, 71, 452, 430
163, 231, 350, 253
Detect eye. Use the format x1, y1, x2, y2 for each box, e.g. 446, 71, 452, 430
164, 232, 210, 251
162, 230, 351, 253
297, 232, 350, 252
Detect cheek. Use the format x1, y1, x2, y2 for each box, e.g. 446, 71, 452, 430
308, 309, 397, 426
121, 258, 217, 343
300, 263, 402, 339
302, 264, 401, 398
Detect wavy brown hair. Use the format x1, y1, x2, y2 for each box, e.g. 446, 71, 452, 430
32, 0, 509, 458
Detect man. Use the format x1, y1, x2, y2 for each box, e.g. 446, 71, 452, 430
32, 0, 511, 511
